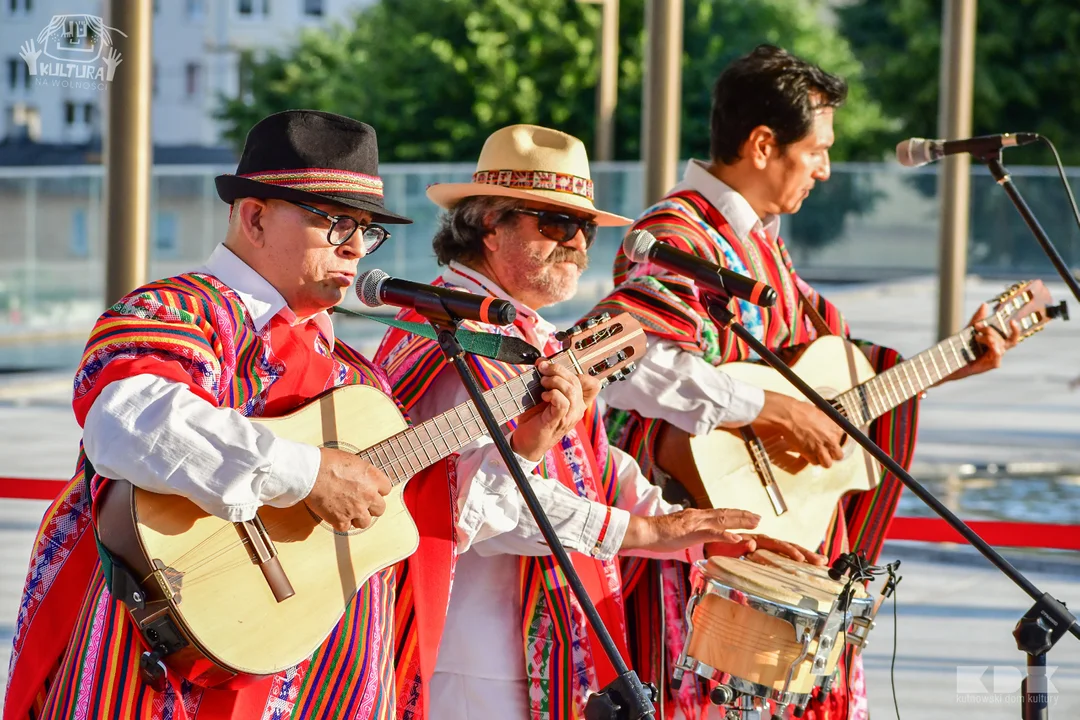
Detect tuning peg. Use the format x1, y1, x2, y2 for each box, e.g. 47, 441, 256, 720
585, 317, 600, 329
599, 312, 611, 322
1047, 300, 1069, 321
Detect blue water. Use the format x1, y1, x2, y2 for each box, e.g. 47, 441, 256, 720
896, 475, 1080, 526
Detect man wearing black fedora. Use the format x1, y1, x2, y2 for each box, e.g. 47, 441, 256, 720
5, 110, 593, 719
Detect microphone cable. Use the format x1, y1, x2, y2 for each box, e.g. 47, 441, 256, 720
1036, 135, 1080, 240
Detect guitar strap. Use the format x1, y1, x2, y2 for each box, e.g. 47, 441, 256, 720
799, 289, 834, 338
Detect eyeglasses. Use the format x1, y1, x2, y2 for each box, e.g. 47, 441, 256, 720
514, 208, 598, 248
286, 200, 391, 253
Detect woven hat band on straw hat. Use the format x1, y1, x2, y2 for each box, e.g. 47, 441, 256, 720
471, 169, 594, 203
425, 124, 632, 227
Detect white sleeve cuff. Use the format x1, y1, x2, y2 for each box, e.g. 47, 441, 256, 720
260, 438, 321, 508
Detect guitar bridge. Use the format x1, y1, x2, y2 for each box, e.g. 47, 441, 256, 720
740, 427, 788, 516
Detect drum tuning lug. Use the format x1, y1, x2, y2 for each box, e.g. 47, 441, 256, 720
709, 684, 735, 707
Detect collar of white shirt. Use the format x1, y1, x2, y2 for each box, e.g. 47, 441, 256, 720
442, 261, 559, 349
671, 159, 781, 244
198, 243, 336, 349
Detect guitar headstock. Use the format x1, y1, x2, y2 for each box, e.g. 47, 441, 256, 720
990, 280, 1069, 341
553, 312, 648, 388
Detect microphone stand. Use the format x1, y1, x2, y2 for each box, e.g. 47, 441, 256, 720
412, 290, 657, 720
701, 291, 1077, 720
978, 149, 1080, 305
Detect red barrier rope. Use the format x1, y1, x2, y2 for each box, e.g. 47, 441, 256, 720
1, 477, 1077, 552
0, 477, 70, 501
887, 516, 1080, 551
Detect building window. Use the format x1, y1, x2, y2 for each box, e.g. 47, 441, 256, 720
9, 0, 34, 14
237, 50, 255, 102
186, 0, 205, 20
185, 62, 201, 97
153, 62, 158, 96
238, 0, 269, 16
71, 208, 89, 258
8, 57, 30, 90
64, 101, 76, 125
303, 0, 323, 16
83, 103, 95, 125
6, 103, 40, 140
155, 212, 179, 258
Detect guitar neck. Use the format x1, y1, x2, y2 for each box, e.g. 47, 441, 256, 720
833, 325, 987, 426
358, 356, 556, 484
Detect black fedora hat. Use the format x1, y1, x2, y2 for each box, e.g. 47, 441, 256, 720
215, 110, 412, 224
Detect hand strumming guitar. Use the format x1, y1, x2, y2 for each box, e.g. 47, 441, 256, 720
753, 390, 845, 468
307, 448, 393, 532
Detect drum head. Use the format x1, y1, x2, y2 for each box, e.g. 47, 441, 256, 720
700, 556, 834, 613
747, 549, 870, 599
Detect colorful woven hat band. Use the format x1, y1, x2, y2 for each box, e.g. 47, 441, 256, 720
238, 167, 384, 199
472, 169, 594, 202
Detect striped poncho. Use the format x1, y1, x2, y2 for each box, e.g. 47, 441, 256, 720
4, 273, 449, 720
590, 189, 919, 720
375, 275, 633, 720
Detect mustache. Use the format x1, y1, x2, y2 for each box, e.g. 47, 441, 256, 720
548, 246, 589, 270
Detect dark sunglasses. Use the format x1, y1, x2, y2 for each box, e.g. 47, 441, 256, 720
286, 200, 391, 254
514, 208, 598, 248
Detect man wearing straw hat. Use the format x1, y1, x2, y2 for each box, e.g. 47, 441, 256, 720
375, 124, 821, 720
4, 110, 595, 720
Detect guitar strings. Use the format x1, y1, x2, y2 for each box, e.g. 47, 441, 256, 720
158, 365, 562, 580
750, 323, 988, 461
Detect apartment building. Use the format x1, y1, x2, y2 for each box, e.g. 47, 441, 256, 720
1, 0, 377, 148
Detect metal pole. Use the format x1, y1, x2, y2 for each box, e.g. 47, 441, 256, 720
595, 0, 619, 162
935, 0, 977, 339
105, 0, 152, 306
642, 0, 683, 206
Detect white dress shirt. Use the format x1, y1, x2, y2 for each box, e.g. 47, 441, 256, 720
423, 263, 700, 700
82, 244, 326, 522
600, 159, 773, 434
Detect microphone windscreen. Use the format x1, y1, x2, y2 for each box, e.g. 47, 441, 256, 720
895, 138, 932, 168
622, 229, 657, 263
356, 268, 389, 307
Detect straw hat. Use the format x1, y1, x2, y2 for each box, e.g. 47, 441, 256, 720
426, 125, 631, 226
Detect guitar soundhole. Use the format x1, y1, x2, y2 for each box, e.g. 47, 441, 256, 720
303, 503, 378, 536
310, 442, 380, 534
323, 440, 362, 454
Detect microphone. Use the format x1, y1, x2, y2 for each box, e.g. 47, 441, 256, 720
895, 133, 1039, 168
622, 229, 777, 308
356, 269, 517, 326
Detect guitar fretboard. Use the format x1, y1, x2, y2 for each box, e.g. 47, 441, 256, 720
358, 356, 567, 484
831, 310, 1007, 426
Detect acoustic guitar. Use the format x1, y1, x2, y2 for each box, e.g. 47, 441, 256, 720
95, 312, 646, 688
655, 280, 1067, 550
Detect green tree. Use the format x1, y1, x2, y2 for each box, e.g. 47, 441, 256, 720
216, 0, 603, 162
837, 0, 1080, 165
218, 0, 894, 165
612, 0, 898, 163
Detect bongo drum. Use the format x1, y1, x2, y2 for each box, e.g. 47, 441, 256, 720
673, 556, 848, 712
745, 549, 877, 649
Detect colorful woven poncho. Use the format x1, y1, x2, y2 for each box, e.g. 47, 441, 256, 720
375, 274, 634, 720
5, 273, 451, 720
590, 189, 920, 720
